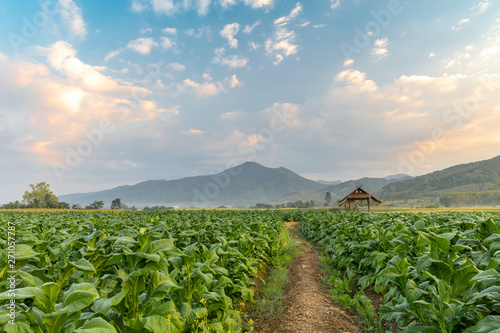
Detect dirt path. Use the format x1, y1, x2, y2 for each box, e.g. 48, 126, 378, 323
255, 222, 361, 333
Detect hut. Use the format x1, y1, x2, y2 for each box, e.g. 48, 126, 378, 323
338, 185, 382, 213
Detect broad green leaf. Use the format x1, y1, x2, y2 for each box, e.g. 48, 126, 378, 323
403, 326, 442, 333
69, 258, 96, 273
15, 245, 39, 260
464, 315, 500, 333
74, 317, 117, 333
16, 270, 43, 287
126, 315, 180, 333
4, 321, 33, 333
405, 280, 423, 303
471, 269, 500, 284
94, 290, 128, 315
146, 239, 175, 254
451, 264, 480, 298
41, 282, 59, 312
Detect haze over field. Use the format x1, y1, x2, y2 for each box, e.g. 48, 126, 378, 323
1, 0, 499, 203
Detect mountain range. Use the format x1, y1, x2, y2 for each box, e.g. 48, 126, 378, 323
59, 155, 500, 208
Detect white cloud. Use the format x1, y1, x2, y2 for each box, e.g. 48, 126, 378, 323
220, 0, 237, 8
104, 49, 122, 62
179, 78, 222, 97
197, 0, 212, 15
243, 0, 274, 9
151, 0, 177, 15
471, 0, 490, 15
168, 62, 186, 71
249, 42, 260, 50
177, 74, 242, 97
429, 52, 436, 58
163, 27, 177, 35
480, 46, 500, 60
221, 110, 244, 119
213, 48, 248, 68
131, 0, 148, 12
343, 59, 354, 67
229, 74, 243, 88
371, 38, 389, 59
265, 2, 302, 65
160, 37, 176, 51
58, 0, 87, 39
220, 23, 240, 48
186, 26, 212, 39
127, 38, 158, 55
0, 42, 178, 168
313, 24, 326, 28
452, 18, 470, 31
243, 21, 261, 34
183, 129, 204, 135
331, 0, 340, 10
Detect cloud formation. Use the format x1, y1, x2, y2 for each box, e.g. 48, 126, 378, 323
265, 2, 302, 65
58, 0, 87, 39
220, 23, 240, 48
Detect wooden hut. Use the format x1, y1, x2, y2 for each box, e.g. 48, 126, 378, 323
338, 185, 382, 213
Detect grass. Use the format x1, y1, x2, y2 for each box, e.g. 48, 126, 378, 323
249, 226, 303, 322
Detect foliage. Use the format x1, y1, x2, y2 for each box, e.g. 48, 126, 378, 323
300, 211, 500, 333
0, 210, 287, 332
440, 191, 500, 207
377, 155, 500, 202
111, 198, 123, 210
2, 183, 70, 209
86, 200, 104, 210
325, 192, 332, 206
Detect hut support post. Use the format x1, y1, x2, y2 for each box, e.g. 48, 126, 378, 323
367, 199, 370, 213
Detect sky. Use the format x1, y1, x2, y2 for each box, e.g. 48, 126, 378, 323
0, 0, 499, 203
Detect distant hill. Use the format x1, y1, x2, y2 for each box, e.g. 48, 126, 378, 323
377, 155, 500, 202
59, 162, 327, 208
315, 180, 342, 186
279, 174, 411, 203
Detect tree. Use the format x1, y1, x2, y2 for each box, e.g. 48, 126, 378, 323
111, 198, 122, 210
324, 192, 332, 206
86, 200, 104, 210
22, 182, 59, 207
72, 204, 82, 209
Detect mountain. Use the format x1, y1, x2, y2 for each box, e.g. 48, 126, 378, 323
59, 162, 327, 208
321, 175, 412, 198
278, 174, 412, 203
376, 155, 500, 202
315, 180, 342, 186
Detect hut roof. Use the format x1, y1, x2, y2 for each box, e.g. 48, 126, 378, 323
338, 185, 382, 206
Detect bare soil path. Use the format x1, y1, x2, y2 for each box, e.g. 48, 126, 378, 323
255, 222, 361, 333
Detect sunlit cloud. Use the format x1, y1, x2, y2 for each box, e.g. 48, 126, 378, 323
58, 0, 87, 40
127, 37, 159, 55
220, 23, 240, 48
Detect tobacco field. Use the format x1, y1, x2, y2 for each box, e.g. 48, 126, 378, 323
0, 210, 288, 333
300, 211, 500, 332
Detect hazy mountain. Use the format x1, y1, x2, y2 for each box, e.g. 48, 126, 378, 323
279, 175, 412, 203
315, 180, 342, 186
59, 162, 327, 208
377, 155, 500, 201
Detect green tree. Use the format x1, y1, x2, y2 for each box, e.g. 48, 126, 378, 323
111, 198, 122, 210
324, 192, 332, 206
22, 182, 58, 206
86, 200, 104, 210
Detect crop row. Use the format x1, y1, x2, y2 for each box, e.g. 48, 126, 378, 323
300, 211, 500, 333
0, 210, 287, 333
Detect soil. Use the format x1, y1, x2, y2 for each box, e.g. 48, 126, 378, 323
254, 222, 362, 333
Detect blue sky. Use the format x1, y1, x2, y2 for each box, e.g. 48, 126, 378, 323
0, 0, 499, 203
